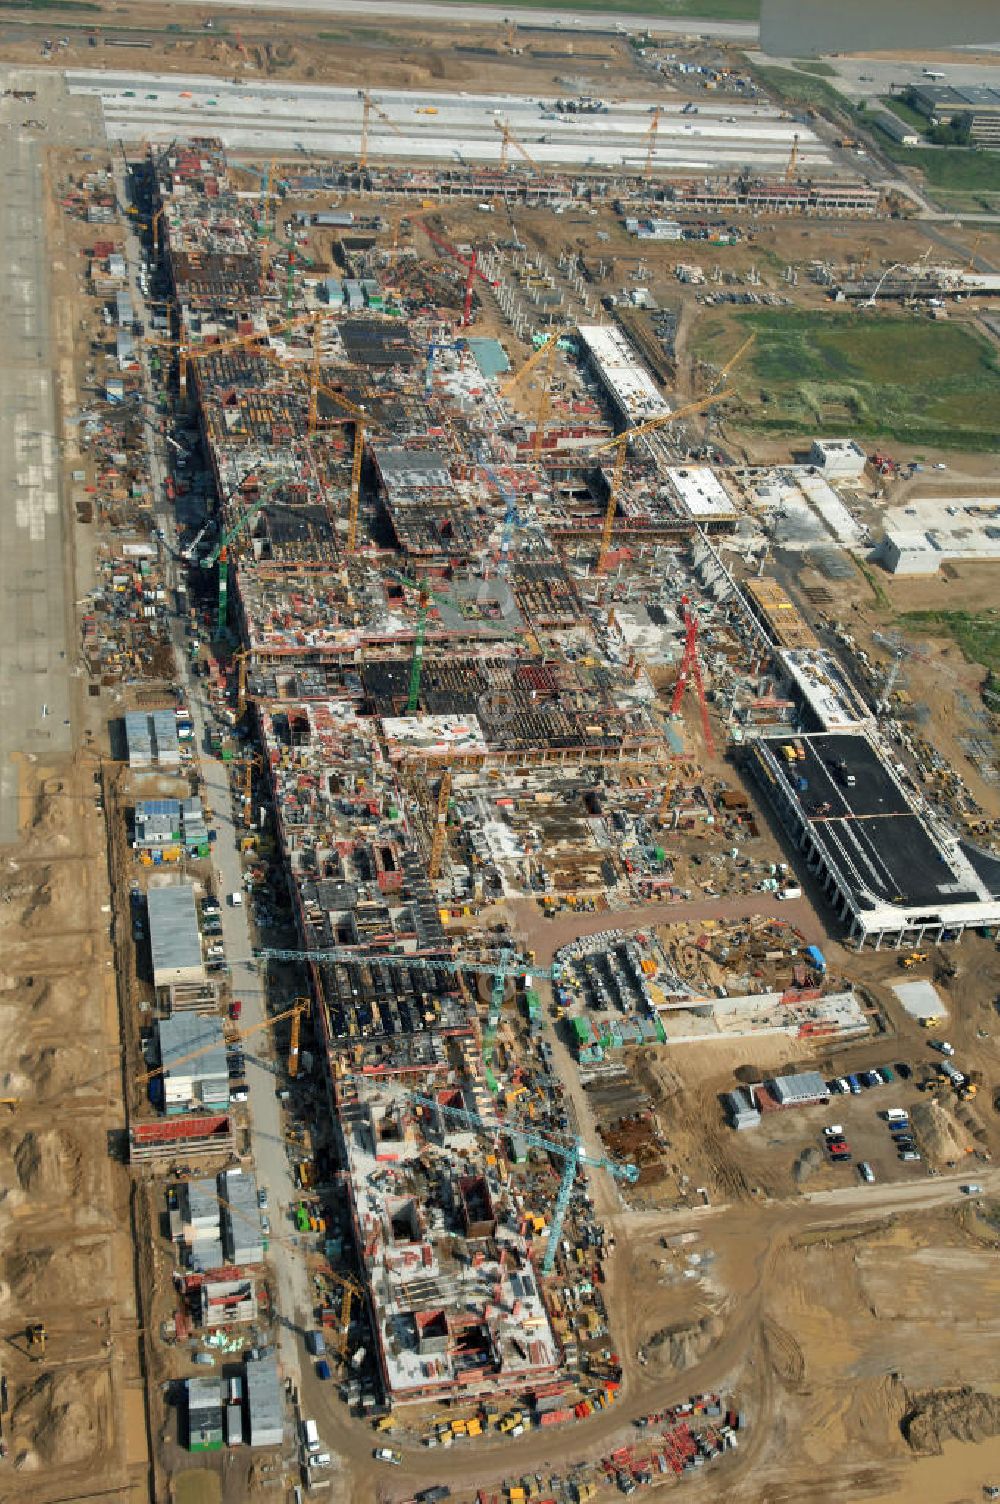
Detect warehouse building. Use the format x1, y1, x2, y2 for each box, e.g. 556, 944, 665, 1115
907, 83, 1000, 145
768, 1070, 829, 1107
879, 498, 1000, 575
147, 882, 205, 991
870, 110, 921, 147
157, 1014, 229, 1115
748, 730, 1000, 948
246, 1354, 284, 1448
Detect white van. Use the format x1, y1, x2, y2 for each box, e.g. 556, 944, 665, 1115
302, 1419, 319, 1450
229, 890, 243, 907
884, 1108, 909, 1123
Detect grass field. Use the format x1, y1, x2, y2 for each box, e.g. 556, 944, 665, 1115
442, 0, 761, 14
899, 611, 1000, 677
748, 63, 853, 118
695, 309, 1000, 452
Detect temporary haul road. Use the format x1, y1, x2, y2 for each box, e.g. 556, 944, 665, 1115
65, 71, 836, 176
114, 0, 759, 41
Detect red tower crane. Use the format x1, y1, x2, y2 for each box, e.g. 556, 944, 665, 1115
670, 597, 715, 757
423, 225, 496, 327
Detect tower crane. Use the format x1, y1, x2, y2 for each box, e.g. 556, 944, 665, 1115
643, 107, 661, 179
498, 328, 565, 460
211, 1190, 363, 1357
135, 1000, 309, 1088
494, 117, 539, 173
258, 944, 561, 1094
427, 769, 452, 880
785, 132, 800, 182
712, 331, 756, 393
591, 389, 736, 573
409, 1094, 638, 1275
359, 89, 407, 169
671, 596, 715, 757
314, 381, 382, 555
423, 225, 497, 327
201, 472, 294, 637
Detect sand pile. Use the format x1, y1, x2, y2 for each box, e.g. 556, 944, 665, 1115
903, 1386, 1000, 1454
793, 1146, 822, 1183
12, 1128, 83, 1197
11, 1368, 112, 1467
910, 1098, 970, 1163
647, 1312, 724, 1371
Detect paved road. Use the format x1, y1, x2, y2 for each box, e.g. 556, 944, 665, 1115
66, 69, 833, 175
114, 172, 312, 1393
0, 107, 71, 839
140, 0, 758, 40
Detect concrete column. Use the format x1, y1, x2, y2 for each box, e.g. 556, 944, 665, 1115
874, 932, 882, 951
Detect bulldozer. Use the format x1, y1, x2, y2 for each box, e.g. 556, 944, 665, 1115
899, 952, 928, 970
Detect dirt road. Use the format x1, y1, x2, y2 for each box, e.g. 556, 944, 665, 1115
509, 890, 827, 967
305, 1163, 998, 1503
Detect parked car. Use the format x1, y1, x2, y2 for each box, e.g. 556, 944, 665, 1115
893, 1061, 912, 1079
930, 1039, 955, 1055
374, 1447, 402, 1465
859, 1161, 875, 1183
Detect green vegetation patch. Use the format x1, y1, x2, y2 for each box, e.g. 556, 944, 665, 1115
889, 145, 1000, 195
0, 0, 99, 10
749, 62, 853, 117
898, 611, 1000, 677
695, 309, 1000, 452
465, 0, 759, 15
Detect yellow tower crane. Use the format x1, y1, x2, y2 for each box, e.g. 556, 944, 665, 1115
135, 1001, 308, 1087
495, 117, 539, 173
287, 994, 311, 1077
709, 331, 756, 394
498, 329, 565, 458
785, 132, 800, 182
359, 90, 407, 168
592, 390, 737, 573
314, 382, 382, 555
428, 768, 452, 880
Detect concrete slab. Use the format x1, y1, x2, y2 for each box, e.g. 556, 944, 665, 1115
0, 126, 71, 840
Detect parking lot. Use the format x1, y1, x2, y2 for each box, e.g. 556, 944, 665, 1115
747, 1054, 959, 1188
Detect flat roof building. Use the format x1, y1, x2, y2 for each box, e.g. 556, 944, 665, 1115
577, 324, 670, 426
187, 1377, 223, 1452
157, 1014, 229, 1116
124, 709, 181, 769
748, 730, 1000, 948
245, 1354, 284, 1448
808, 438, 867, 479
147, 882, 205, 990
769, 1071, 829, 1107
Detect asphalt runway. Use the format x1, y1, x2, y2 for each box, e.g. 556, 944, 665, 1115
66, 70, 836, 175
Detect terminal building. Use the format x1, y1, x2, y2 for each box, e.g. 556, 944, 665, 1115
576, 324, 670, 427
747, 729, 1000, 948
